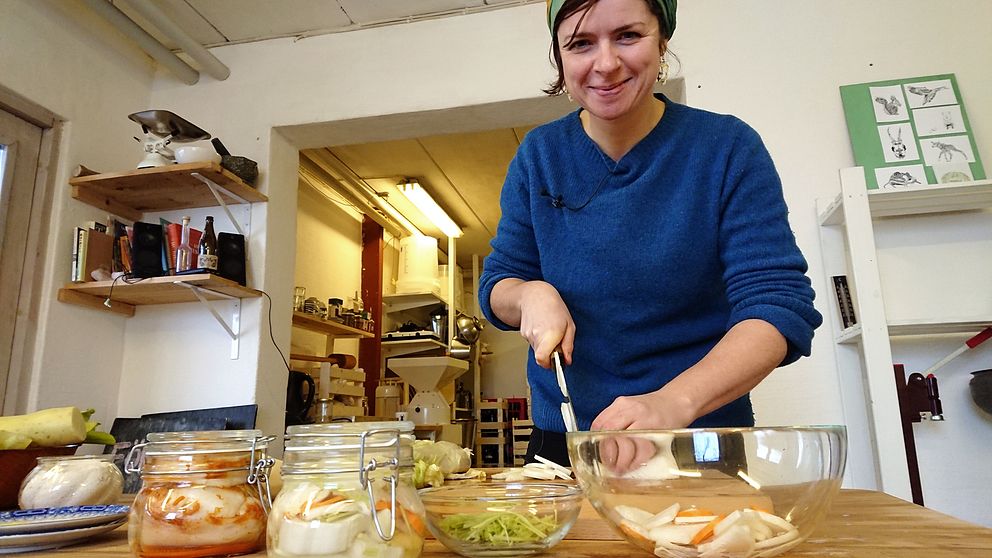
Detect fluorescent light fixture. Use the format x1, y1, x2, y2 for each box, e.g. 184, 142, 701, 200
398, 180, 463, 238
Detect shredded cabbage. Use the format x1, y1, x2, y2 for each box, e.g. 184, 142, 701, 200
438, 511, 558, 545
413, 460, 444, 489
412, 440, 471, 474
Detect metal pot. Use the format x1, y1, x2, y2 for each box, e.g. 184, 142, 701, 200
454, 313, 483, 345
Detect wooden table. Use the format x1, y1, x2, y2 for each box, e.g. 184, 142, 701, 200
26, 490, 992, 557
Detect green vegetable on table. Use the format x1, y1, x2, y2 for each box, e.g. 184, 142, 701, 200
413, 460, 445, 489
438, 510, 558, 545
0, 406, 115, 450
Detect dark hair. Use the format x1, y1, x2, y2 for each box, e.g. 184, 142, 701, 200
543, 0, 670, 96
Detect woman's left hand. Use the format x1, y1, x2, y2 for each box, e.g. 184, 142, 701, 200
591, 389, 695, 431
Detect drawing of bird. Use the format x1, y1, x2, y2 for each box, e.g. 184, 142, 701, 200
907, 85, 949, 105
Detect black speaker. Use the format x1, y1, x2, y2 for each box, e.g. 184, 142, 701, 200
217, 232, 246, 286
131, 221, 166, 278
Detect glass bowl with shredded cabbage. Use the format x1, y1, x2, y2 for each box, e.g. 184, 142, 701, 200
418, 482, 583, 557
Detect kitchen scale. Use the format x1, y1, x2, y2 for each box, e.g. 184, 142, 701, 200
387, 356, 468, 425
128, 110, 210, 169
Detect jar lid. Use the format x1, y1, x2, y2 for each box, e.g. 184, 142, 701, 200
282, 421, 414, 475
126, 429, 273, 477
145, 429, 269, 454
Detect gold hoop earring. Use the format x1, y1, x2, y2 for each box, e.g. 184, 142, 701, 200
657, 57, 669, 85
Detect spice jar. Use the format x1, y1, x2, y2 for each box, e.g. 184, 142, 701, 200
126, 430, 274, 558
268, 421, 426, 557
18, 454, 124, 509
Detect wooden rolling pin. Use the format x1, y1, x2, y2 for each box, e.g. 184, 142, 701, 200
289, 353, 358, 369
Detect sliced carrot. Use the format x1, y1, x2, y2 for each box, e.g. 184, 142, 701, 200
689, 515, 725, 546
619, 523, 654, 550
747, 505, 771, 514
403, 508, 429, 538
676, 508, 716, 518
312, 492, 346, 506
375, 500, 391, 511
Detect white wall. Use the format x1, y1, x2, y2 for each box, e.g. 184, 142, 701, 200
292, 183, 363, 360
5, 0, 992, 526
0, 0, 155, 429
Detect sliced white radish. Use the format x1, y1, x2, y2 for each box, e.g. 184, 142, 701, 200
754, 527, 799, 550
756, 510, 795, 534
614, 504, 655, 526
648, 522, 707, 546
533, 455, 573, 478
644, 502, 680, 529
674, 514, 719, 525
653, 539, 700, 558
522, 467, 558, 480
697, 524, 754, 558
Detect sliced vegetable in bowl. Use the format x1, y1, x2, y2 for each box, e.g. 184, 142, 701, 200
419, 482, 582, 557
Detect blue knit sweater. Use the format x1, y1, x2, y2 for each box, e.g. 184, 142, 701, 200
479, 95, 822, 433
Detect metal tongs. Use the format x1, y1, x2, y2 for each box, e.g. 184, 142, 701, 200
552, 349, 578, 432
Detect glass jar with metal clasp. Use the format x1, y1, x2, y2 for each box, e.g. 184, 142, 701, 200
267, 421, 426, 558
125, 430, 275, 558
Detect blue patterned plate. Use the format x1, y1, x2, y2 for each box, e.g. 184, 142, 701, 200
0, 505, 128, 536
0, 517, 126, 553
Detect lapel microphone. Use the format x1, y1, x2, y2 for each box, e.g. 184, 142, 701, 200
540, 189, 565, 208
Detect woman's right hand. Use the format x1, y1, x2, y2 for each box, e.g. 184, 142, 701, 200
517, 281, 575, 368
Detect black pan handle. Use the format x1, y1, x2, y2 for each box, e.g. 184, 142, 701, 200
211, 138, 232, 156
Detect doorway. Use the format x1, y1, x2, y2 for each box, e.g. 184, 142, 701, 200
0, 89, 58, 413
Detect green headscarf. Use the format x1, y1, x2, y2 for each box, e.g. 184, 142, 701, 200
546, 0, 676, 39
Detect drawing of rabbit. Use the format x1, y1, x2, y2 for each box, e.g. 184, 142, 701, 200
930, 140, 968, 162
942, 111, 955, 131
883, 171, 921, 188
887, 126, 907, 159
874, 95, 902, 116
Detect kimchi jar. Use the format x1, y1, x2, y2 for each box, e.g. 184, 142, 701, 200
268, 421, 425, 558
126, 430, 274, 558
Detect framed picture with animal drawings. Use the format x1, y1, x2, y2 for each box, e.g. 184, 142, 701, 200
840, 73, 985, 190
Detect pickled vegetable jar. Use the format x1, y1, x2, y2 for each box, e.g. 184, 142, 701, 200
126, 430, 274, 558
19, 454, 124, 509
268, 421, 425, 558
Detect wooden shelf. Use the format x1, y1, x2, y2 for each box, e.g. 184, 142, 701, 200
837, 318, 992, 344
69, 162, 268, 221
291, 311, 374, 339
382, 291, 445, 314
381, 338, 446, 358
819, 178, 992, 226
57, 273, 261, 316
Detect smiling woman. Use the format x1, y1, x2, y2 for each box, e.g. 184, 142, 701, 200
478, 0, 823, 467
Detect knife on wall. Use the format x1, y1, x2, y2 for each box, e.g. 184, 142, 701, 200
552, 349, 578, 432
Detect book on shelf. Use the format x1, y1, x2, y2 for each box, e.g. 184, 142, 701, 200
163, 221, 202, 275
832, 275, 858, 329
71, 227, 83, 281
70, 227, 114, 282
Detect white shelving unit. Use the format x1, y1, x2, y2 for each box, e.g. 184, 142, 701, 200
816, 167, 992, 502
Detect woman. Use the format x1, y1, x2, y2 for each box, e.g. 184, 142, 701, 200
478, 0, 822, 466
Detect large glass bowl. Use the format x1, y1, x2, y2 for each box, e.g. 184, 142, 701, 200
419, 482, 583, 557
566, 426, 846, 558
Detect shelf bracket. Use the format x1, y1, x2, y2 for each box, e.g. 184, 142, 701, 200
191, 172, 249, 237
175, 282, 242, 359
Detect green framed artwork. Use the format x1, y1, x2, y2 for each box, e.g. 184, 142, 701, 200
840, 73, 985, 190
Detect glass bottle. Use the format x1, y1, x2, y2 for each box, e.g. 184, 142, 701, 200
267, 422, 425, 558
127, 430, 274, 558
197, 215, 218, 272
175, 216, 194, 273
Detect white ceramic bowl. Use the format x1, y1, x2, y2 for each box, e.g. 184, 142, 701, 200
174, 145, 221, 164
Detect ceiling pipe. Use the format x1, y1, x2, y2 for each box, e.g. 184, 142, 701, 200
82, 0, 199, 85
121, 0, 231, 81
